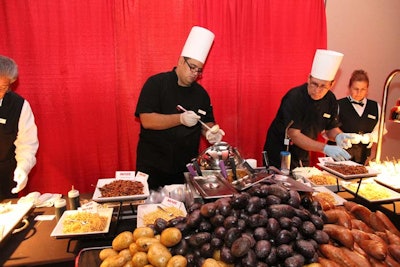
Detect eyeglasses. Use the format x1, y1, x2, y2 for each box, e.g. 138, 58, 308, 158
184, 57, 203, 75
308, 79, 331, 91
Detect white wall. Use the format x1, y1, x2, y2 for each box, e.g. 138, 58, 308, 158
326, 0, 400, 161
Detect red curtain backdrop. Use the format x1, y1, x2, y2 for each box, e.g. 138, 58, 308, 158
0, 0, 327, 195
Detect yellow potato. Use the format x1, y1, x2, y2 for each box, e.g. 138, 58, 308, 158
113, 231, 134, 251
100, 254, 127, 267
133, 227, 155, 241
212, 250, 221, 261
160, 228, 182, 247
119, 248, 133, 261
135, 237, 160, 252
201, 259, 219, 267
166, 255, 187, 267
123, 261, 134, 267
129, 242, 140, 255
147, 242, 172, 267
99, 248, 118, 261
131, 251, 149, 267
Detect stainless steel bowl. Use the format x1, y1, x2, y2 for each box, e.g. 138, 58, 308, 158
197, 142, 244, 170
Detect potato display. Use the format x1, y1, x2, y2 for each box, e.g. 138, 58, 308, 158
99, 181, 400, 267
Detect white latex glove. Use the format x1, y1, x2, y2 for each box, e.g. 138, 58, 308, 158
11, 168, 28, 194
335, 133, 353, 149
360, 133, 374, 148
206, 127, 225, 144
180, 111, 200, 127
323, 145, 351, 162
349, 133, 362, 144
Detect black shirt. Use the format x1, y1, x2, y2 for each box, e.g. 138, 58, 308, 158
135, 68, 214, 188
264, 83, 340, 169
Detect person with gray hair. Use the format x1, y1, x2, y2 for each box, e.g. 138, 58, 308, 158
0, 55, 39, 200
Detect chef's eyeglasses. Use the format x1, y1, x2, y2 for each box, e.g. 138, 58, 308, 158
308, 77, 332, 91
184, 57, 203, 75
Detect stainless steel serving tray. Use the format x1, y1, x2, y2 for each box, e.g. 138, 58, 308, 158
189, 174, 237, 199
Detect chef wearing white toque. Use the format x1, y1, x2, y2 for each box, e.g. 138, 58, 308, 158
263, 49, 352, 170
135, 26, 224, 190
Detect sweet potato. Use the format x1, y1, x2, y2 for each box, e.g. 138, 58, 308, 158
313, 194, 335, 211
358, 239, 387, 261
385, 254, 400, 267
350, 204, 372, 224
369, 257, 388, 267
375, 210, 400, 237
386, 229, 400, 245
318, 257, 341, 267
324, 209, 352, 229
388, 244, 400, 262
323, 224, 354, 249
340, 247, 372, 267
351, 228, 371, 244
369, 212, 388, 232
343, 201, 358, 213
351, 219, 373, 233
319, 244, 358, 267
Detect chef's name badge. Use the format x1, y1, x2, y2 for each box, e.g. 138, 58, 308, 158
0, 118, 6, 124
368, 114, 376, 120
116, 171, 135, 179
197, 109, 206, 115
323, 113, 331, 119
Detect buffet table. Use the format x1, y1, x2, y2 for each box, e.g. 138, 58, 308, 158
0, 194, 137, 267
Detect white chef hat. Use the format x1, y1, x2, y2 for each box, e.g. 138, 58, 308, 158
311, 49, 344, 81
181, 26, 215, 64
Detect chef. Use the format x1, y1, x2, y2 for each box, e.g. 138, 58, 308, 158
135, 26, 225, 190
263, 49, 352, 170
0, 55, 39, 201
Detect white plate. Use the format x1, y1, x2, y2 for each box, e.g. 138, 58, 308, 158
303, 171, 343, 192
92, 178, 150, 203
0, 203, 33, 244
342, 180, 400, 203
374, 176, 400, 191
317, 161, 380, 179
50, 208, 113, 238
137, 202, 187, 228
312, 186, 346, 206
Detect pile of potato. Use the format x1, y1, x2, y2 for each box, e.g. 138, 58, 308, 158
315, 200, 400, 266
99, 226, 186, 267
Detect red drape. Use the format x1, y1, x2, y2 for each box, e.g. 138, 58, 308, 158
0, 0, 327, 195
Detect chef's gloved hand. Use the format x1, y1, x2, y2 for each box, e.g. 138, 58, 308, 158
11, 168, 28, 194
360, 133, 374, 148
180, 111, 200, 127
335, 133, 353, 149
323, 145, 351, 162
206, 126, 225, 144
349, 133, 362, 144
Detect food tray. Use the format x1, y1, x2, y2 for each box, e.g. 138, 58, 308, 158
317, 161, 380, 179
342, 180, 400, 203
50, 208, 113, 238
137, 202, 187, 227
312, 186, 346, 206
374, 176, 400, 192
303, 172, 343, 192
92, 178, 150, 203
231, 171, 274, 191
189, 174, 237, 199
0, 203, 33, 244
273, 175, 314, 192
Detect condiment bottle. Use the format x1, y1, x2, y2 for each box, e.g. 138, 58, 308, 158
68, 185, 81, 210
54, 198, 67, 220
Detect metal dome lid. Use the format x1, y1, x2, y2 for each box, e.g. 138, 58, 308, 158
197, 142, 244, 170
